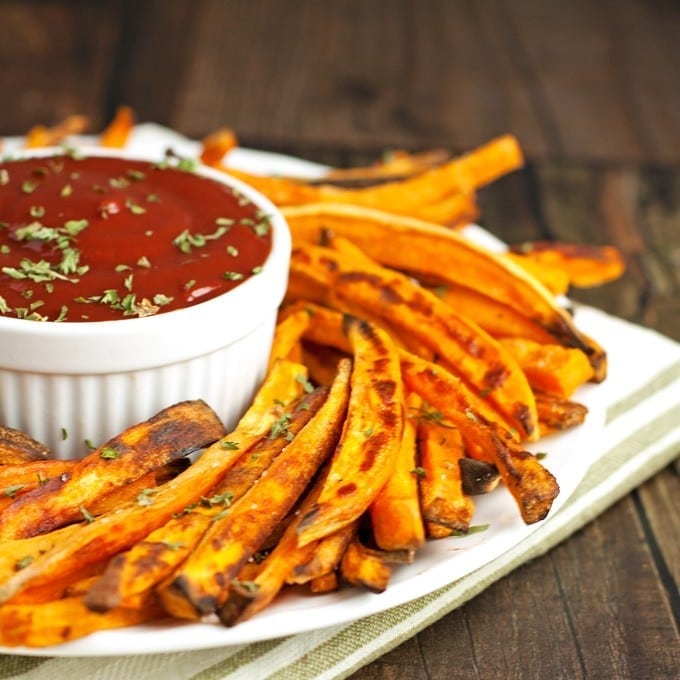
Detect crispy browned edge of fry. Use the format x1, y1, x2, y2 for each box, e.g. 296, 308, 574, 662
417, 419, 474, 533
159, 358, 351, 619
85, 386, 328, 612
0, 400, 225, 541
400, 350, 559, 524
0, 426, 51, 465
459, 458, 501, 495
216, 464, 335, 626
296, 316, 404, 547
340, 536, 392, 594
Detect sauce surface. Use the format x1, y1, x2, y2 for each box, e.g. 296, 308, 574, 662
0, 153, 272, 322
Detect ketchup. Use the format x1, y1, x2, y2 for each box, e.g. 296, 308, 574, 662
0, 153, 272, 322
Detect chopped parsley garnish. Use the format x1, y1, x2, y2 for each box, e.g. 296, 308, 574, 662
224, 271, 244, 281
173, 225, 229, 254
100, 447, 120, 459
15, 555, 34, 571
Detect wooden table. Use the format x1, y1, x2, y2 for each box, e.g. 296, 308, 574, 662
1, 2, 678, 677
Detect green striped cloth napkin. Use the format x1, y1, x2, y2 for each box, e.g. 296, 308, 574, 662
1, 306, 678, 680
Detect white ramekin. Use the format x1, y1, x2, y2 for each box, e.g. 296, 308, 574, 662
0, 148, 291, 459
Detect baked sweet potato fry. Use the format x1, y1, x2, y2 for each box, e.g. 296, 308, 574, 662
99, 105, 135, 148
0, 360, 307, 605
0, 400, 225, 541
216, 469, 332, 626
340, 536, 392, 593
400, 351, 559, 524
296, 317, 404, 547
369, 392, 425, 553
535, 391, 589, 434
417, 417, 474, 534
503, 252, 570, 296
291, 242, 538, 439
459, 458, 501, 495
286, 520, 358, 585
199, 127, 238, 166
310, 571, 339, 593
225, 136, 520, 223
0, 525, 80, 585
431, 283, 556, 345
499, 338, 594, 398
85, 385, 326, 612
270, 307, 311, 369
508, 241, 625, 289
0, 459, 73, 511
23, 114, 89, 149
321, 148, 450, 185
0, 594, 162, 647
158, 359, 351, 618
0, 426, 51, 465
284, 203, 601, 368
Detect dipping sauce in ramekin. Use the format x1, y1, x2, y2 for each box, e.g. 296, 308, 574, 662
0, 153, 272, 322
0, 148, 291, 459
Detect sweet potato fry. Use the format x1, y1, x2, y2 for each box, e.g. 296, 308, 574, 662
409, 191, 479, 226
417, 416, 475, 533
0, 594, 162, 647
0, 459, 73, 511
400, 351, 559, 524
503, 252, 570, 296
340, 536, 392, 593
216, 467, 333, 626
0, 400, 225, 541
284, 203, 601, 367
508, 241, 625, 288
309, 571, 339, 593
99, 105, 135, 148
302, 341, 349, 387
159, 359, 351, 619
296, 317, 404, 547
431, 283, 557, 345
459, 458, 501, 495
0, 426, 51, 465
499, 338, 594, 398
293, 243, 537, 439
23, 114, 89, 148
283, 301, 351, 354
369, 392, 425, 552
270, 307, 311, 369
321, 148, 451, 185
8, 559, 108, 605
286, 520, 358, 585
0, 525, 80, 585
85, 385, 326, 612
225, 135, 520, 221
87, 469, 164, 517
200, 127, 238, 166
535, 391, 589, 434
0, 360, 308, 605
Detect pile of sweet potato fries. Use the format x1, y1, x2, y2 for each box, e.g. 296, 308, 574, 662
0, 109, 625, 646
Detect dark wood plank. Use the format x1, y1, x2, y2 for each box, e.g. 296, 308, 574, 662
107, 0, 204, 127
638, 469, 680, 585
501, 0, 680, 164
0, 0, 125, 134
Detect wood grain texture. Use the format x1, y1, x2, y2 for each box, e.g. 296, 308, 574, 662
0, 0, 124, 134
